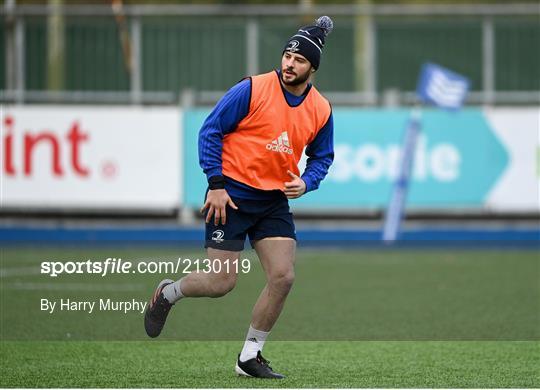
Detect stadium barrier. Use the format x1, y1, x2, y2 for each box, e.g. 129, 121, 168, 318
184, 107, 540, 212
2, 106, 181, 211
2, 105, 538, 214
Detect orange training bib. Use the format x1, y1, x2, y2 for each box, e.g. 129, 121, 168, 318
222, 71, 331, 191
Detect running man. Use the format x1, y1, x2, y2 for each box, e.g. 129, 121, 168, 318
145, 16, 335, 379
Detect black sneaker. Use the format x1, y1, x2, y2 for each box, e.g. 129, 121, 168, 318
235, 351, 285, 379
144, 279, 174, 338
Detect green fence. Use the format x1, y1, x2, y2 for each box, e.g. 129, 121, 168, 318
10, 15, 540, 94
25, 18, 47, 91
377, 19, 483, 92
495, 20, 540, 91
143, 17, 247, 91
66, 18, 130, 91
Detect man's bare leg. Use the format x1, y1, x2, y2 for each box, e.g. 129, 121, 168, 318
179, 248, 241, 298
144, 248, 240, 338
251, 237, 296, 331
238, 237, 295, 365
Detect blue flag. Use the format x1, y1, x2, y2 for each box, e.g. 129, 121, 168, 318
383, 63, 470, 242
417, 63, 470, 109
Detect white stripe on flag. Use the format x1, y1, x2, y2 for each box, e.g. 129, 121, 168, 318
426, 69, 468, 107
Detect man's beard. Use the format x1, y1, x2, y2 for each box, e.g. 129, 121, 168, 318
281, 68, 311, 86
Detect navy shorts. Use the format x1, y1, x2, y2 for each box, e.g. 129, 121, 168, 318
205, 194, 296, 252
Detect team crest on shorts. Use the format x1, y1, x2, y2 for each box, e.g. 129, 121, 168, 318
212, 230, 225, 243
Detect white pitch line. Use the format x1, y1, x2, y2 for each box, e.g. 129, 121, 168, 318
0, 267, 40, 278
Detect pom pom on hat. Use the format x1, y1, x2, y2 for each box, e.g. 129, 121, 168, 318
315, 16, 333, 37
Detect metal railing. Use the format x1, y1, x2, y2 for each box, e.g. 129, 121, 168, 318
2, 3, 539, 106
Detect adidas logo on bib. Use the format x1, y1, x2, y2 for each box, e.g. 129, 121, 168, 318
266, 131, 293, 155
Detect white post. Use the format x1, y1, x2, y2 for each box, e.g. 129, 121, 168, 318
363, 7, 376, 104
130, 16, 142, 104
5, 0, 16, 95
15, 16, 25, 104
246, 18, 259, 76
482, 17, 495, 105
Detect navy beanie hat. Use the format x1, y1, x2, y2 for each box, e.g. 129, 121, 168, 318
283, 16, 334, 70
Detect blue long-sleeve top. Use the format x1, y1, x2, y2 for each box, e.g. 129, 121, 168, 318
198, 74, 334, 200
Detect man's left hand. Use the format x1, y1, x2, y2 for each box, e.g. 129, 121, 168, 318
284, 170, 306, 199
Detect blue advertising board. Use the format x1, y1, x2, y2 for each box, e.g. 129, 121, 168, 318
183, 108, 508, 209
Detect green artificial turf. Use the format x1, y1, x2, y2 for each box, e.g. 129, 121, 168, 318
1, 340, 538, 387
1, 246, 538, 387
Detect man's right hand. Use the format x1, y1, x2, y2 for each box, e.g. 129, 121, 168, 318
200, 189, 238, 226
